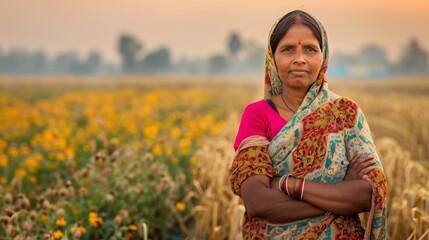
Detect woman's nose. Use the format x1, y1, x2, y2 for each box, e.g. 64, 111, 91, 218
293, 51, 306, 64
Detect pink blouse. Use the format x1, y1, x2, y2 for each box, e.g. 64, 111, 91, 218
233, 100, 287, 151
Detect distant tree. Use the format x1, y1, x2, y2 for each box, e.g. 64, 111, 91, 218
0, 49, 3, 73
142, 47, 172, 73
7, 50, 28, 74
118, 34, 142, 73
208, 54, 228, 74
31, 51, 48, 74
397, 38, 428, 75
243, 40, 265, 72
227, 32, 242, 58
53, 52, 80, 74
330, 53, 357, 67
85, 52, 102, 74
358, 44, 389, 68
173, 57, 206, 75
0, 49, 48, 74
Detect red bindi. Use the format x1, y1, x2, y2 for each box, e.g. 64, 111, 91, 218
298, 41, 301, 45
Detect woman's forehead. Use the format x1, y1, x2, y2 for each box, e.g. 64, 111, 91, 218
278, 25, 320, 43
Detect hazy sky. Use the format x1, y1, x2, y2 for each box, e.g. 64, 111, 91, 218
1, 0, 428, 63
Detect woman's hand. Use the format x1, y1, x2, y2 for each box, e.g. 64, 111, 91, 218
344, 152, 376, 181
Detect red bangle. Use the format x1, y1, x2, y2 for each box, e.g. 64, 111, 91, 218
294, 178, 301, 199
297, 178, 305, 200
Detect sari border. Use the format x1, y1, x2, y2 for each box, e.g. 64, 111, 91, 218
235, 135, 271, 157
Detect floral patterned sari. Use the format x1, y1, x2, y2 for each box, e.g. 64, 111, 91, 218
230, 11, 386, 239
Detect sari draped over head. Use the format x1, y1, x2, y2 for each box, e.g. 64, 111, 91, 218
229, 10, 387, 240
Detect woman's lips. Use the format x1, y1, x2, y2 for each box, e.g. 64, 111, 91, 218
289, 69, 309, 74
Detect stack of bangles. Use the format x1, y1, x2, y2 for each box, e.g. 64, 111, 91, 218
278, 174, 306, 200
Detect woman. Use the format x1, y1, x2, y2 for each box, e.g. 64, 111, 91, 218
229, 10, 386, 239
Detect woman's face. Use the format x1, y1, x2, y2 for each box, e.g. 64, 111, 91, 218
274, 24, 323, 91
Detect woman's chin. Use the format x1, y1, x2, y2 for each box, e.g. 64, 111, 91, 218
284, 77, 314, 89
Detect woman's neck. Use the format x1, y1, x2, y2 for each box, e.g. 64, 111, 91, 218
281, 87, 308, 110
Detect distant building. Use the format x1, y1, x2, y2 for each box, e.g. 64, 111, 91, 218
329, 44, 390, 79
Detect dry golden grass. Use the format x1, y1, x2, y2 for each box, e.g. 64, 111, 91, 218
177, 113, 245, 240
376, 138, 429, 239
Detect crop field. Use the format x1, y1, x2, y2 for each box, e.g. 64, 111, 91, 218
0, 77, 428, 239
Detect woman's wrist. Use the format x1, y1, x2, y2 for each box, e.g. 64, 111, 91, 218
270, 176, 281, 189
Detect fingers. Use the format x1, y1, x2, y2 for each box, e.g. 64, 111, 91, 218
346, 153, 361, 178
358, 156, 375, 166
355, 155, 376, 177
355, 156, 375, 171
346, 153, 377, 180
349, 152, 362, 168
358, 165, 376, 178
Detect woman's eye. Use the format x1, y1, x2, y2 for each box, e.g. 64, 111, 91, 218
306, 47, 317, 52
283, 47, 293, 52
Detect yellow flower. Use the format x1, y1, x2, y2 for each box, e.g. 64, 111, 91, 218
170, 156, 178, 165
175, 202, 186, 212
65, 148, 75, 159
128, 225, 137, 231
89, 212, 103, 228
165, 146, 173, 156
89, 212, 97, 219
170, 127, 181, 139
8, 147, 18, 157
179, 139, 191, 155
80, 226, 87, 233
34, 153, 43, 161
56, 152, 66, 162
0, 155, 8, 167
0, 139, 7, 152
53, 230, 63, 239
71, 224, 87, 235
56, 217, 67, 227
72, 208, 80, 216
28, 176, 37, 184
79, 187, 87, 194
178, 138, 191, 149
109, 138, 119, 145
25, 157, 39, 171
211, 121, 224, 135
144, 125, 159, 138
41, 214, 48, 222
0, 177, 6, 184
15, 168, 27, 178
152, 144, 163, 156
20, 145, 30, 154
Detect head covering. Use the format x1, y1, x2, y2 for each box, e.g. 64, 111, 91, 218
264, 10, 329, 113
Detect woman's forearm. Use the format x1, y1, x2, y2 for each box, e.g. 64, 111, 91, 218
241, 175, 326, 222
285, 177, 372, 215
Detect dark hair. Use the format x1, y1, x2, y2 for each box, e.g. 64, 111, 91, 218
270, 10, 323, 55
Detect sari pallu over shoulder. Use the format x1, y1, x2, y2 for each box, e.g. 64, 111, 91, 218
266, 86, 387, 239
